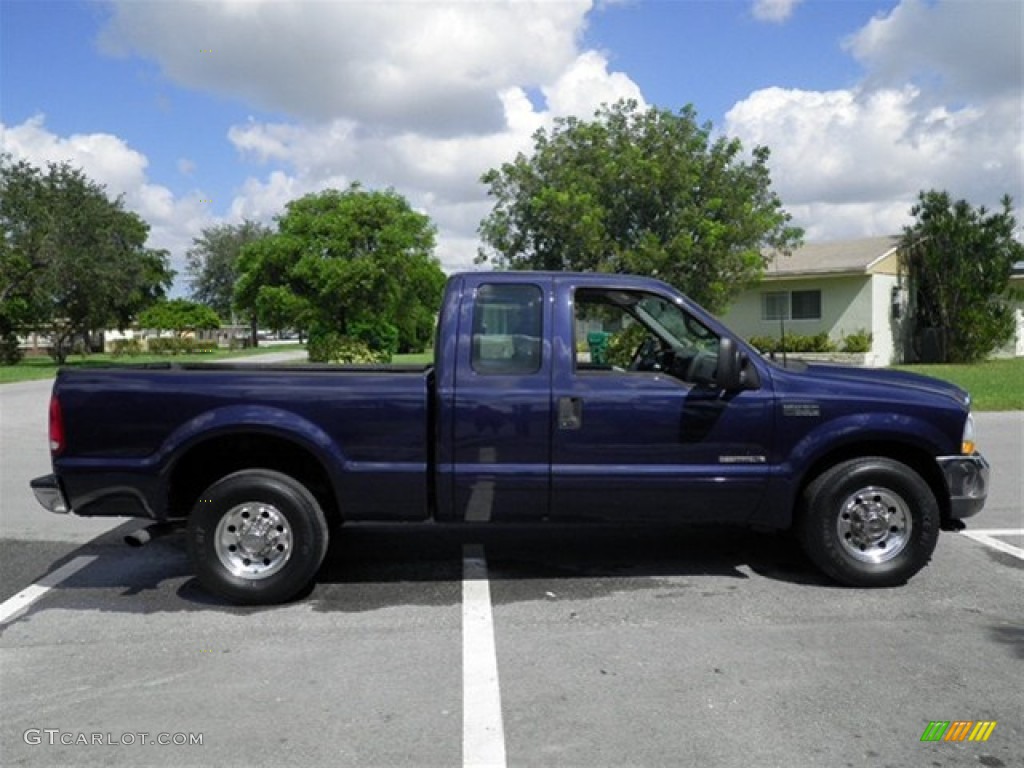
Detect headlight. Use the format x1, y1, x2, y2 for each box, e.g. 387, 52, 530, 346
962, 413, 976, 455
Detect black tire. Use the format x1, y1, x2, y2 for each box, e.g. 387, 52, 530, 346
797, 457, 939, 587
186, 469, 329, 605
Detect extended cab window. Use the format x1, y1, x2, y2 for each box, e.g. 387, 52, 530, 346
471, 284, 543, 374
574, 288, 720, 384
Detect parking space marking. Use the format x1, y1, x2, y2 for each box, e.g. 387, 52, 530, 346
959, 529, 1024, 561
0, 555, 96, 624
462, 544, 507, 768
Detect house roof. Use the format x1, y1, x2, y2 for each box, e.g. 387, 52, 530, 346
765, 235, 901, 278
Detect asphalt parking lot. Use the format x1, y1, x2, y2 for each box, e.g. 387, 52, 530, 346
1, 379, 1021, 768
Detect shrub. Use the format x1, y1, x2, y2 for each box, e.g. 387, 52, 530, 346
147, 337, 198, 355
192, 340, 219, 353
805, 332, 837, 353
0, 311, 24, 365
110, 338, 143, 357
348, 319, 399, 356
747, 332, 837, 354
748, 335, 778, 354
841, 329, 873, 353
146, 337, 166, 355
306, 328, 331, 363
307, 329, 390, 364
147, 337, 174, 355
0, 333, 23, 365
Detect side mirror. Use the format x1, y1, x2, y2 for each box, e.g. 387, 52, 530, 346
716, 337, 759, 391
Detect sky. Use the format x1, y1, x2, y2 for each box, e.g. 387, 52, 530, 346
1, 0, 1021, 295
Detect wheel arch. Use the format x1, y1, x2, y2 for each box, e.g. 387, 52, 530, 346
796, 440, 949, 524
165, 431, 342, 528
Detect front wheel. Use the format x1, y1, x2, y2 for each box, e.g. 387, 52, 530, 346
797, 457, 939, 587
186, 469, 329, 604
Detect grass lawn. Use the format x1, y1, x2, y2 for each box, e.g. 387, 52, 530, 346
895, 358, 1023, 411
393, 350, 435, 365
0, 344, 305, 385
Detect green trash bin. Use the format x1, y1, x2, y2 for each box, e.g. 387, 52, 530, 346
587, 331, 612, 364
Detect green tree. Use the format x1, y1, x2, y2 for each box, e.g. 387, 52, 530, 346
0, 156, 173, 364
478, 99, 802, 313
900, 190, 1022, 363
185, 220, 271, 321
138, 299, 221, 337
246, 285, 304, 337
0, 230, 34, 363
235, 184, 445, 357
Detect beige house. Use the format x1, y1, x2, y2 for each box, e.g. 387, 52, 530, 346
720, 236, 906, 367
722, 237, 1024, 366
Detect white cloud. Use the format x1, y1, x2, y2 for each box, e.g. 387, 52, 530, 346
99, 0, 594, 135
2, 115, 150, 197
92, 1, 647, 276
752, 0, 805, 24
727, 85, 1021, 237
727, 0, 1023, 241
845, 0, 1022, 101
3, 1, 646, 293
26, 0, 1013, 297
1, 115, 214, 282
209, 23, 655, 268
228, 170, 320, 224
542, 50, 645, 118
222, 71, 633, 270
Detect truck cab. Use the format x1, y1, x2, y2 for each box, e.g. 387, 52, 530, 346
436, 272, 771, 525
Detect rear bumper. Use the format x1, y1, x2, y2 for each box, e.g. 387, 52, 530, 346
30, 474, 70, 514
937, 453, 990, 519
32, 471, 160, 519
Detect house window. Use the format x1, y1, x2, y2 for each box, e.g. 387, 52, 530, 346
761, 290, 822, 321
762, 292, 790, 321
791, 290, 821, 320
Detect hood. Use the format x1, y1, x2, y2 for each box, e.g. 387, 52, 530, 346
798, 364, 970, 409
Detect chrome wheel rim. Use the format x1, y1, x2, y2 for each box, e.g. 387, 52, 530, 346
837, 486, 912, 564
215, 502, 293, 580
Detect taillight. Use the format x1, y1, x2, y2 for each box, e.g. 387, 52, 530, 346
49, 395, 65, 455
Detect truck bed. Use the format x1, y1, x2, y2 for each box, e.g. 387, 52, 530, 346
52, 363, 434, 522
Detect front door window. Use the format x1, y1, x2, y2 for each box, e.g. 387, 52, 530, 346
574, 288, 721, 386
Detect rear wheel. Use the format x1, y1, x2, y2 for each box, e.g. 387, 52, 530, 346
187, 469, 329, 604
797, 457, 939, 587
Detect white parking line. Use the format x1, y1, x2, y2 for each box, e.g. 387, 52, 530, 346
0, 555, 96, 624
462, 544, 507, 768
959, 529, 1024, 561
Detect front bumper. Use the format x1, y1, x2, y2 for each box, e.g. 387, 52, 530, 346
936, 453, 990, 519
30, 474, 70, 514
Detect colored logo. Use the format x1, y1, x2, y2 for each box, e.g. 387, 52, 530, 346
920, 721, 996, 742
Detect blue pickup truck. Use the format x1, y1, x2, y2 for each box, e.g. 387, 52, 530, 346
31, 271, 989, 603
